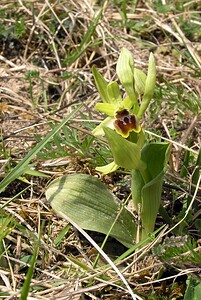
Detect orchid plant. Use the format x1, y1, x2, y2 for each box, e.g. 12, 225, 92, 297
91, 48, 170, 240
46, 48, 170, 246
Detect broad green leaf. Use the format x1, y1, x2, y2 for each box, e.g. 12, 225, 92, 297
104, 127, 146, 171
142, 143, 170, 182
107, 81, 122, 104
140, 174, 163, 239
131, 143, 170, 239
92, 66, 110, 103
184, 276, 201, 300
141, 143, 170, 238
46, 174, 136, 248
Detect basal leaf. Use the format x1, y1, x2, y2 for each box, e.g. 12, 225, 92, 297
46, 174, 136, 248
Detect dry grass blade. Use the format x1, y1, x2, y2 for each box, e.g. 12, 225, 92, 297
58, 212, 143, 300
166, 174, 201, 235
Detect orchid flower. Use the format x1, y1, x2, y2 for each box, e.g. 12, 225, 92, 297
92, 48, 156, 174
92, 94, 141, 138
92, 48, 142, 139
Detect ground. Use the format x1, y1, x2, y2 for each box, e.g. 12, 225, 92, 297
0, 1, 201, 299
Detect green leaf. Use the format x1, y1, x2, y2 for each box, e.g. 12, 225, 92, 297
192, 148, 201, 189
104, 127, 146, 170
141, 143, 170, 238
65, 6, 103, 65
184, 276, 201, 300
142, 142, 170, 182
131, 169, 144, 207
92, 66, 110, 103
46, 174, 136, 248
140, 173, 163, 239
132, 143, 170, 239
54, 224, 71, 246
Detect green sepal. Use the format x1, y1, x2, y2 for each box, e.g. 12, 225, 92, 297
96, 161, 119, 174
92, 116, 114, 136
95, 103, 116, 116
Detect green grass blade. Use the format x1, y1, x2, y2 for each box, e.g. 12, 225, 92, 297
65, 4, 103, 65
19, 222, 44, 300
115, 225, 166, 263
0, 185, 30, 209
0, 104, 82, 193
79, 6, 102, 50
